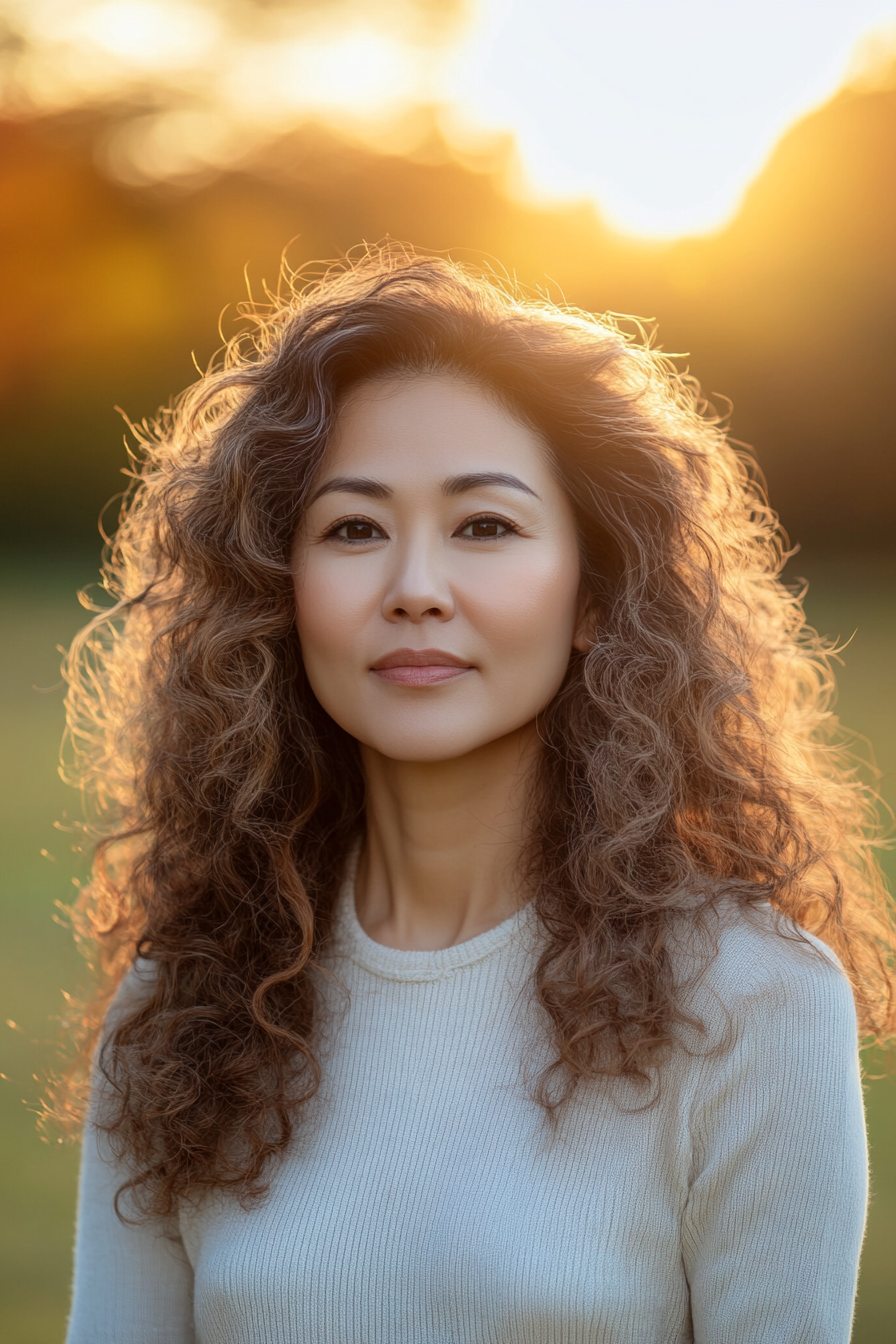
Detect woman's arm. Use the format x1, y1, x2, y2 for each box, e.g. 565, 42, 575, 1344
682, 940, 867, 1343
66, 1114, 195, 1344
66, 961, 195, 1343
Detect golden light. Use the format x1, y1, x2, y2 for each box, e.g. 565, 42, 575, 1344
99, 107, 247, 185
225, 30, 419, 119
2, 0, 894, 235
446, 0, 896, 237
72, 0, 221, 71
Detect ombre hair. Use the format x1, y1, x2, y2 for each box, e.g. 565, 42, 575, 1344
53, 245, 895, 1218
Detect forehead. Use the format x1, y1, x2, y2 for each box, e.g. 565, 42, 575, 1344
326, 373, 553, 480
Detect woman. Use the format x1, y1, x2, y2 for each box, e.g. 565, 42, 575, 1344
59, 248, 893, 1342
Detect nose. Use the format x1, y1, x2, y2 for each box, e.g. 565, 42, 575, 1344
382, 537, 455, 624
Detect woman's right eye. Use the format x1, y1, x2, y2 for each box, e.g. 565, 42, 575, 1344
328, 518, 385, 542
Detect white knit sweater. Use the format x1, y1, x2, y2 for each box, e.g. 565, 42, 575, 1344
66, 885, 867, 1344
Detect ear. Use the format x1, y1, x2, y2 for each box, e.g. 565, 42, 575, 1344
572, 592, 600, 653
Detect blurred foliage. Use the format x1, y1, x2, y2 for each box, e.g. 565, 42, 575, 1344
0, 0, 468, 139
1, 57, 895, 553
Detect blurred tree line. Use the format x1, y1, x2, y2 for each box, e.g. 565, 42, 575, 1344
1, 64, 894, 557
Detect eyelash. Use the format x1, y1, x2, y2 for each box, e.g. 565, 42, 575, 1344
322, 514, 521, 544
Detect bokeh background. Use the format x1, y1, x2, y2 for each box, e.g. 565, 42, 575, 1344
1, 2, 894, 1340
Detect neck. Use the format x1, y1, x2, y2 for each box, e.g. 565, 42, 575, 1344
355, 722, 541, 950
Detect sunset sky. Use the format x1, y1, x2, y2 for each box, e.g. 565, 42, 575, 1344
3, 0, 895, 236
448, 0, 896, 234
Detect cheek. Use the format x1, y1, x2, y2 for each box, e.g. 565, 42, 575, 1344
463, 548, 581, 655
292, 563, 365, 729
292, 558, 373, 656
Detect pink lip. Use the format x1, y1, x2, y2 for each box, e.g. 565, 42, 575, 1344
370, 648, 473, 687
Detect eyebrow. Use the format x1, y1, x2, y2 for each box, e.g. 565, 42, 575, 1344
309, 471, 540, 504
308, 476, 391, 503
443, 472, 540, 500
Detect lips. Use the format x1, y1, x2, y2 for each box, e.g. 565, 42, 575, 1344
370, 648, 473, 687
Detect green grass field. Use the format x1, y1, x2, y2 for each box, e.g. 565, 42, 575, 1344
1, 554, 894, 1343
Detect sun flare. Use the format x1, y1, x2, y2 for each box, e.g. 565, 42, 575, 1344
2, 0, 894, 236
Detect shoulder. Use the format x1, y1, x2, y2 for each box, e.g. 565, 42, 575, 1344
87, 958, 160, 1128
102, 955, 160, 1035
674, 900, 857, 1051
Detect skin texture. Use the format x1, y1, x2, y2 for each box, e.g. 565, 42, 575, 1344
292, 373, 586, 950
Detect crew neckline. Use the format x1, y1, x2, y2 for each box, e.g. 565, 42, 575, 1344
333, 850, 535, 983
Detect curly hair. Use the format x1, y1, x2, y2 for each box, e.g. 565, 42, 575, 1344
51, 245, 895, 1220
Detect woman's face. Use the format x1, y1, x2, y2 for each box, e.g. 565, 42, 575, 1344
292, 373, 585, 763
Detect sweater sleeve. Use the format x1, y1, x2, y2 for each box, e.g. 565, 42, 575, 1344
681, 939, 868, 1344
66, 963, 195, 1344
66, 1116, 195, 1343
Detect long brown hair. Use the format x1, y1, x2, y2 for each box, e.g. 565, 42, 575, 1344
52, 245, 895, 1218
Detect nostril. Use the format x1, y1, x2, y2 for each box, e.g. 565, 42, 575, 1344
388, 602, 449, 620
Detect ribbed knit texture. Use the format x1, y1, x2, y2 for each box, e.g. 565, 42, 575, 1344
67, 881, 867, 1344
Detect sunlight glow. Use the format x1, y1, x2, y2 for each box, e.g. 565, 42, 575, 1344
74, 1, 220, 70
100, 108, 246, 185
444, 0, 896, 237
227, 31, 418, 119
2, 0, 894, 234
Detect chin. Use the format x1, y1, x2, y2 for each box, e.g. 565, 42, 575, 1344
361, 736, 487, 765
356, 712, 539, 765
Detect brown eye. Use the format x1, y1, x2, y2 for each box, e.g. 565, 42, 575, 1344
458, 515, 514, 539
332, 519, 384, 541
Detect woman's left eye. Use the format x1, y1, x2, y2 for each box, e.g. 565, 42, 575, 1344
456, 515, 517, 540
